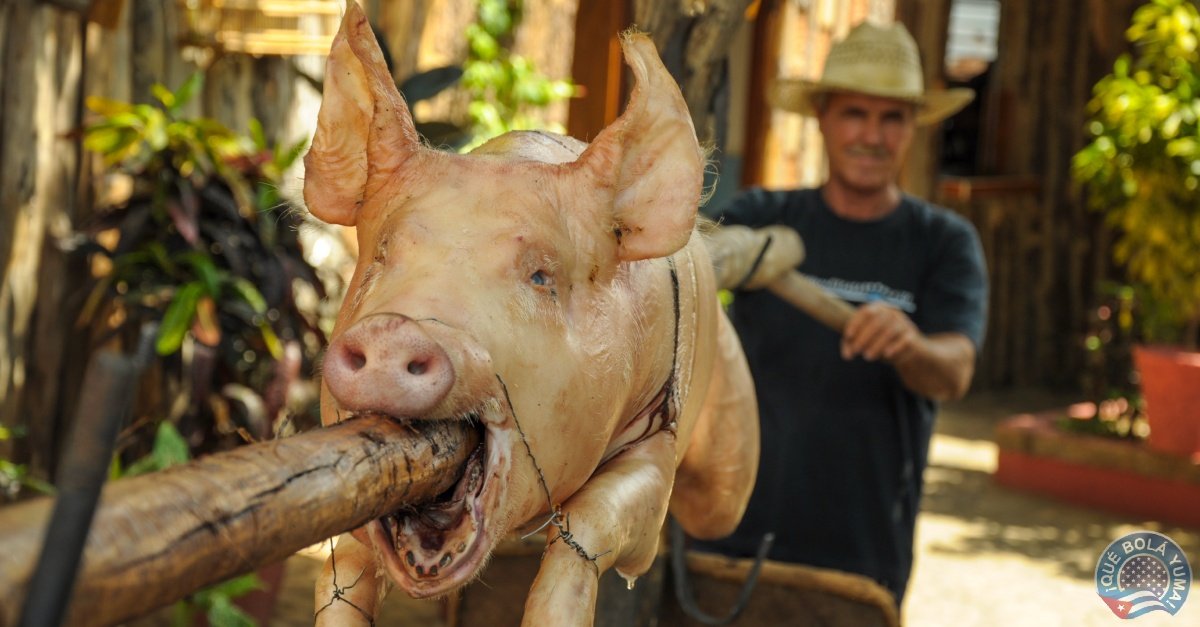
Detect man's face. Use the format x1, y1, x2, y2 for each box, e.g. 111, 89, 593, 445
817, 92, 917, 195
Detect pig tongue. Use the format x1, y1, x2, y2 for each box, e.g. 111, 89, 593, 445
409, 440, 485, 534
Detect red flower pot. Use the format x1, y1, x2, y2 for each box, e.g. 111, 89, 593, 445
1133, 344, 1200, 459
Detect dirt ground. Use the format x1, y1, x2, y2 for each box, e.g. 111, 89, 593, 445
263, 389, 1198, 626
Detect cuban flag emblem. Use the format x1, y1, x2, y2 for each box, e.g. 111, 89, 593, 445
1095, 531, 1191, 619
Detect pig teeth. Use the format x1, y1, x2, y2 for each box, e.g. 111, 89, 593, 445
410, 445, 484, 532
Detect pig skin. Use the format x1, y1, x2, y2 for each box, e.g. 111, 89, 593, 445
308, 5, 759, 626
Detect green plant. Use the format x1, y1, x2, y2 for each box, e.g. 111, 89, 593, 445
0, 426, 55, 500
171, 573, 263, 627
1072, 0, 1200, 348
1067, 282, 1150, 441
79, 74, 329, 464
461, 0, 575, 149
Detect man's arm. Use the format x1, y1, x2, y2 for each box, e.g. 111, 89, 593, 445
840, 301, 976, 401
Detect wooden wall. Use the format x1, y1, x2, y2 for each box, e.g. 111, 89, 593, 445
928, 0, 1140, 388
0, 0, 318, 476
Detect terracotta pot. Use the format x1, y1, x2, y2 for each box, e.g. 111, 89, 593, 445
1132, 344, 1200, 459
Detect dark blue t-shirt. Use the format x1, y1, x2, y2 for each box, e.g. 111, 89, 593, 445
697, 187, 988, 601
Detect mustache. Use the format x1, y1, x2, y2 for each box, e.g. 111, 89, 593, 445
846, 145, 891, 158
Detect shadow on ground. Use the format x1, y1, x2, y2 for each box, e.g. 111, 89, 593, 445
918, 390, 1200, 582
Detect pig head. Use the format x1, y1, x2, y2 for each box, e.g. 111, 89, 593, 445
307, 5, 759, 625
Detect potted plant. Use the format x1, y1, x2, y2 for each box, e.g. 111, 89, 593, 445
1072, 0, 1200, 459
78, 73, 337, 625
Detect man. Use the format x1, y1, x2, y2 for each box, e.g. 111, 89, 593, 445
698, 21, 988, 605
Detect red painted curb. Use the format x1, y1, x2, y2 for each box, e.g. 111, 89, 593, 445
995, 449, 1200, 528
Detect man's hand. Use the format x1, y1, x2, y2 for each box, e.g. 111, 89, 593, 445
840, 301, 919, 362
841, 301, 976, 401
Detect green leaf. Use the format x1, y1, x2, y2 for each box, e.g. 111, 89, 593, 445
173, 73, 204, 113
151, 422, 191, 469
146, 241, 179, 276
209, 573, 264, 599
478, 0, 513, 37
83, 125, 139, 158
170, 600, 193, 627
228, 278, 267, 314
259, 322, 283, 360
124, 422, 190, 476
23, 474, 55, 495
185, 573, 263, 627
278, 137, 309, 171
156, 281, 205, 355
85, 96, 134, 117
249, 118, 267, 152
152, 83, 175, 110
108, 455, 123, 481
204, 597, 257, 627
468, 25, 500, 61
178, 251, 224, 297
145, 117, 169, 152
0, 460, 56, 496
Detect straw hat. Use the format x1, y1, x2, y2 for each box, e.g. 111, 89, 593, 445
769, 21, 974, 126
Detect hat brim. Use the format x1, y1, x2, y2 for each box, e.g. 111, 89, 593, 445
769, 78, 975, 126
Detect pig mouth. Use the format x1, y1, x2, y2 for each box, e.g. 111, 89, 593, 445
360, 408, 513, 597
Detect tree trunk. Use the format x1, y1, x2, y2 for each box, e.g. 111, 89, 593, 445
0, 2, 87, 475
633, 0, 756, 145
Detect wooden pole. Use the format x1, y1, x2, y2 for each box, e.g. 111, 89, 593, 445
0, 415, 478, 627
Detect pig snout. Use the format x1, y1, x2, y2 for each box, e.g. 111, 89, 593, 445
324, 313, 455, 418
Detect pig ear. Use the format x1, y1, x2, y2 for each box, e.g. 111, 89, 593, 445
574, 32, 704, 262
303, 2, 421, 226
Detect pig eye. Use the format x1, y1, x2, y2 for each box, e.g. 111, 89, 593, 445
529, 269, 558, 299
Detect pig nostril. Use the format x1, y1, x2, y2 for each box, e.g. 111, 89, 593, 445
407, 360, 428, 375
346, 349, 367, 371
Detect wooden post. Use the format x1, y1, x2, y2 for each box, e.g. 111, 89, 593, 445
567, 0, 629, 141
896, 0, 951, 201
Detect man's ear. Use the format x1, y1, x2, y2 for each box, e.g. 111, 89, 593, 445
572, 33, 704, 262
302, 2, 421, 226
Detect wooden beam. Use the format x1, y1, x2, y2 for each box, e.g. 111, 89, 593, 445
567, 0, 629, 141
0, 416, 478, 626
897, 0, 952, 200
740, 0, 781, 187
